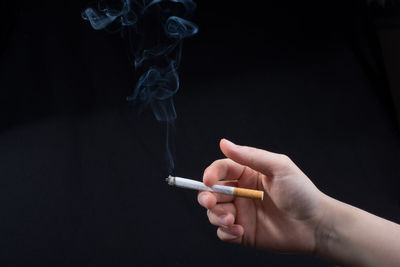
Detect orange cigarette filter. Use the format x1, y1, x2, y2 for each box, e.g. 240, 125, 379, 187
233, 187, 264, 200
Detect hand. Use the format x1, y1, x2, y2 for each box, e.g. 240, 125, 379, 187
198, 139, 327, 254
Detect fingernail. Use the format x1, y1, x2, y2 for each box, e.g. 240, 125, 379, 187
200, 194, 208, 206
221, 226, 239, 237
219, 215, 229, 226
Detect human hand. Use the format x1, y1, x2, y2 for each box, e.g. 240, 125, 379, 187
198, 139, 327, 254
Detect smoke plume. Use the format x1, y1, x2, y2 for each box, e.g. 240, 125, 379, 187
82, 0, 198, 173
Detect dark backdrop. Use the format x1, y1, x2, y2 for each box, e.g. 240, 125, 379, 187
1, 0, 399, 266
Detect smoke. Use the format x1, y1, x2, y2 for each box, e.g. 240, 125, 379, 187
82, 0, 198, 173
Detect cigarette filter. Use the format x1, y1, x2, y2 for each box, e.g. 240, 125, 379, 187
166, 175, 264, 200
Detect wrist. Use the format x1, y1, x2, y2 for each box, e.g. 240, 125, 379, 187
312, 194, 362, 265
313, 195, 347, 259
312, 194, 400, 266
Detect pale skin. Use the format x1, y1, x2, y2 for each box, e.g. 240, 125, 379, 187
198, 139, 400, 266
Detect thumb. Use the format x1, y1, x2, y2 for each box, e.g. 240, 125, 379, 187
219, 139, 290, 176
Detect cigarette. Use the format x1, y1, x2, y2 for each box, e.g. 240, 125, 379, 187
166, 175, 264, 200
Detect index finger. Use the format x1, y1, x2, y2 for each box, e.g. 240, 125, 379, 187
203, 158, 245, 187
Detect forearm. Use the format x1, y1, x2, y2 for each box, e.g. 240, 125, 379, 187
315, 195, 400, 267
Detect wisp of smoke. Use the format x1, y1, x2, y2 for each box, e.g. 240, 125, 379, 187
82, 0, 198, 173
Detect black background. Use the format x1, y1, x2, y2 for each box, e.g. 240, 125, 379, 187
1, 0, 399, 266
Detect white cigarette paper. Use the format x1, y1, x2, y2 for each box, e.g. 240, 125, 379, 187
166, 175, 264, 200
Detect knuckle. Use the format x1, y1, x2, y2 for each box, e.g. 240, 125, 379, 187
214, 159, 226, 165
214, 159, 228, 173
278, 154, 292, 165
209, 159, 225, 170
203, 166, 210, 176
204, 159, 229, 183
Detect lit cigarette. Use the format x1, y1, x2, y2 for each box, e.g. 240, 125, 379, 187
166, 175, 264, 200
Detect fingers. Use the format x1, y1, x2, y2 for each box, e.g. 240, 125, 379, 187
203, 158, 245, 187
198, 188, 238, 241
206, 203, 236, 227
220, 138, 292, 176
197, 191, 234, 209
207, 202, 244, 242
217, 225, 244, 242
